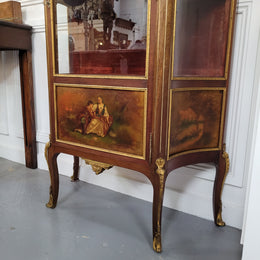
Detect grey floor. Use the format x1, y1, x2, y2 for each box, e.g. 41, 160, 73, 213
0, 158, 242, 260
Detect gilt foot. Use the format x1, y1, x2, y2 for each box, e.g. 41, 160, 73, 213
46, 187, 56, 208
216, 210, 226, 227
70, 175, 79, 182
153, 233, 162, 253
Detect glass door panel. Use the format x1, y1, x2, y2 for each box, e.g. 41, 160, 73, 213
54, 0, 148, 76
173, 0, 232, 78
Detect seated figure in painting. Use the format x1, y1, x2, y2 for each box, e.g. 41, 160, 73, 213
75, 100, 95, 135
86, 96, 113, 137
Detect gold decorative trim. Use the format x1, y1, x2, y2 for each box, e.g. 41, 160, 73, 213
155, 157, 165, 218
44, 140, 51, 165
84, 159, 112, 175
50, 0, 151, 79
54, 83, 147, 160
224, 0, 236, 80
50, 0, 56, 77
219, 89, 227, 151
169, 148, 220, 160
216, 144, 230, 227
70, 176, 79, 182
153, 158, 166, 253
172, 76, 226, 81
46, 186, 55, 208
145, 0, 152, 79
54, 83, 58, 143
156, 158, 166, 179
153, 233, 161, 253
171, 0, 236, 81
158, 0, 164, 154
54, 83, 146, 91
53, 74, 147, 80
171, 0, 177, 81
56, 139, 146, 160
167, 88, 173, 160
44, 0, 54, 121
216, 209, 225, 227
167, 87, 226, 160
70, 177, 79, 182
44, 137, 55, 208
222, 146, 230, 177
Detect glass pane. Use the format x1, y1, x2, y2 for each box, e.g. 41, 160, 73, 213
173, 0, 231, 78
55, 0, 148, 76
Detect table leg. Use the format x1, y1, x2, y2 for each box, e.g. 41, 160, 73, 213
19, 50, 37, 169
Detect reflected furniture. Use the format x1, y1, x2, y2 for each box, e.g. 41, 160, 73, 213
0, 20, 37, 169
44, 0, 237, 252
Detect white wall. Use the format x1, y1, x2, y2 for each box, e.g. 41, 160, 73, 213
240, 0, 260, 257
0, 0, 49, 166
241, 31, 260, 259
0, 0, 258, 230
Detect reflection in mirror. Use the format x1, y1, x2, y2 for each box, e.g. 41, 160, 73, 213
55, 0, 148, 76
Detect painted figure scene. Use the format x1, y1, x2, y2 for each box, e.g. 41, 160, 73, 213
169, 90, 224, 156
56, 86, 146, 157
74, 96, 113, 138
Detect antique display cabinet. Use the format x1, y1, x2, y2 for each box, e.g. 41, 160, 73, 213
44, 0, 237, 252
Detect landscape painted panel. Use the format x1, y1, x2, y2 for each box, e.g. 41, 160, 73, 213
55, 85, 146, 158
169, 89, 224, 156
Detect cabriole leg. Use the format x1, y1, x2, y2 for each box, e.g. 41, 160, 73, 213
153, 158, 166, 253
45, 141, 59, 209
71, 156, 80, 182
213, 146, 229, 226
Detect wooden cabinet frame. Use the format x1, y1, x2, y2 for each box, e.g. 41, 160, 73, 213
44, 0, 237, 252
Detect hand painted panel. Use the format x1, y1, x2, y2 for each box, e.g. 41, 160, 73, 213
55, 84, 147, 158
168, 88, 225, 157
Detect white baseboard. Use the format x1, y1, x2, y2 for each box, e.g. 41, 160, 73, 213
0, 143, 25, 165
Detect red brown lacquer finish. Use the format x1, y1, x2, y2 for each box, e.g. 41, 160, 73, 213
44, 0, 237, 252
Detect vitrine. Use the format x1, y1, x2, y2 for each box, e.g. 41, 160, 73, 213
44, 0, 237, 252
